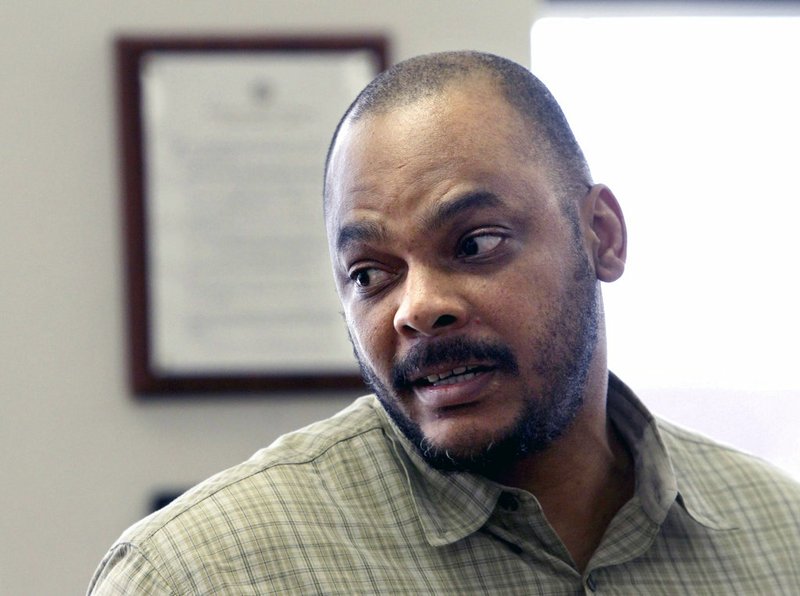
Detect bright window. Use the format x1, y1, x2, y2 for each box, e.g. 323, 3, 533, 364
532, 8, 800, 393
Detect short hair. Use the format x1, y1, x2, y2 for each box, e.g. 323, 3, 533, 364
323, 51, 592, 210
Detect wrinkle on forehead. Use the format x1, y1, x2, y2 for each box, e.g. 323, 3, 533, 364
332, 82, 527, 166
325, 81, 557, 240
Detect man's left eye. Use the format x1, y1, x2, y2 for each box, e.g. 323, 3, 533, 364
457, 233, 504, 257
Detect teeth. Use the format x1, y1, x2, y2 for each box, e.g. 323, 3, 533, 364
435, 372, 476, 386
424, 365, 479, 385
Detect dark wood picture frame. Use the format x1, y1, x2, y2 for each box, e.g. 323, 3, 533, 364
117, 35, 387, 395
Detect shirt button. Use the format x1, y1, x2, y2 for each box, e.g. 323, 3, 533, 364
586, 573, 597, 592
498, 492, 519, 511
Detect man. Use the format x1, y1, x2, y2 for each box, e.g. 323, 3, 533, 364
89, 52, 800, 594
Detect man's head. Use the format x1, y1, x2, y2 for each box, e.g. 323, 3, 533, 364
324, 51, 626, 477
324, 51, 592, 214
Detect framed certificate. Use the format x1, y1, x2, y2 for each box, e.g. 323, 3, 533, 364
117, 36, 387, 394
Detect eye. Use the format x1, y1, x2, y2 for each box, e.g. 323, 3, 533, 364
349, 266, 392, 290
457, 232, 504, 258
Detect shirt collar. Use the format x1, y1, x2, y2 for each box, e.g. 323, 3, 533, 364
607, 372, 734, 531
373, 371, 731, 548
372, 400, 503, 546
606, 372, 678, 525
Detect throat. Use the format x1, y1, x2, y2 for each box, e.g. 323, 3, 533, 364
505, 421, 635, 573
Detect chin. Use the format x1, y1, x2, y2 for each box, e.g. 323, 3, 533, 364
412, 415, 529, 475
420, 411, 515, 453
382, 384, 583, 476
360, 347, 593, 477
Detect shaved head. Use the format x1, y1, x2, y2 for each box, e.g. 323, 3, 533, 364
324, 51, 592, 211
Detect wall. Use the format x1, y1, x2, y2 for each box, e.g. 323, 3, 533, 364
0, 1, 534, 593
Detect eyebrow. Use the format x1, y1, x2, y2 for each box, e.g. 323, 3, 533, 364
335, 220, 388, 254
334, 190, 504, 254
423, 190, 503, 231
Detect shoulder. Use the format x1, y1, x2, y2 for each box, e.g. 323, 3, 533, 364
657, 416, 799, 491
90, 395, 402, 594
656, 417, 800, 528
126, 395, 388, 543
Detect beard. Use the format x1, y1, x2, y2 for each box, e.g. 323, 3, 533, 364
350, 223, 600, 478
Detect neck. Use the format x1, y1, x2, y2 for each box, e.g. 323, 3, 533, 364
498, 366, 634, 573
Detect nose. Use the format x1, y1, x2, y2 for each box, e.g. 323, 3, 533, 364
393, 267, 469, 338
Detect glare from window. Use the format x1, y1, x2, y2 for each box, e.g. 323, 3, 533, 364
532, 14, 800, 392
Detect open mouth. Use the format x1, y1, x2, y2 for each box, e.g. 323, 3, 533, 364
415, 364, 493, 388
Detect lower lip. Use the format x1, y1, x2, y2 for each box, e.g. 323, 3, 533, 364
412, 369, 494, 409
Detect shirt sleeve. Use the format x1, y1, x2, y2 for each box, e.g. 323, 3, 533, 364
87, 542, 175, 595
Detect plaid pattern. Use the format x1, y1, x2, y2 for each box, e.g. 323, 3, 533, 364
88, 374, 800, 594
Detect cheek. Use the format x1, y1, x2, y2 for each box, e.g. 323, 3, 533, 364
346, 303, 396, 369
476, 269, 560, 336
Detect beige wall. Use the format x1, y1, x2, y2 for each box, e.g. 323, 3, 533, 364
0, 1, 535, 593
7, 2, 798, 594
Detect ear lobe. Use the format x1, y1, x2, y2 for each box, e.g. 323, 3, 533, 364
583, 184, 627, 282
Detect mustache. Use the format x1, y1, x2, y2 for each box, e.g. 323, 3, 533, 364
391, 337, 519, 391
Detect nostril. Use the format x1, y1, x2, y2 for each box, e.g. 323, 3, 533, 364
433, 314, 457, 328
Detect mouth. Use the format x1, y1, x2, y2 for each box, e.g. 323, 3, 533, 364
414, 364, 494, 388
408, 364, 497, 411
389, 337, 517, 408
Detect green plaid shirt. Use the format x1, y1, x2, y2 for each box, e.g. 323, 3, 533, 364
88, 374, 800, 594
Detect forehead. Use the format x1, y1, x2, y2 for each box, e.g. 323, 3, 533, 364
325, 81, 554, 238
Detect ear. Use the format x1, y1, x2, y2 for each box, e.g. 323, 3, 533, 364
581, 184, 627, 282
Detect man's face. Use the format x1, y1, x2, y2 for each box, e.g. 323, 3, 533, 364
325, 81, 601, 474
